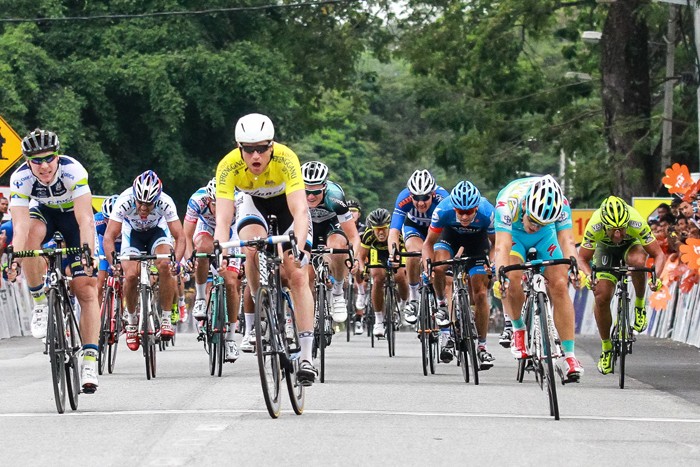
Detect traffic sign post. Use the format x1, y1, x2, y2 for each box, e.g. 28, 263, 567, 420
0, 116, 23, 178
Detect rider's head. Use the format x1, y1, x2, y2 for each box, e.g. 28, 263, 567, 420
101, 194, 119, 219
600, 196, 630, 229
205, 177, 216, 200
525, 175, 563, 226
132, 170, 162, 205
407, 169, 436, 213
302, 161, 329, 208
21, 128, 60, 183
235, 113, 274, 175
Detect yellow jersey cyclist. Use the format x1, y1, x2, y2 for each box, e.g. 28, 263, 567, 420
8, 128, 100, 394
355, 208, 409, 338
577, 196, 665, 375
214, 113, 317, 385
493, 175, 584, 382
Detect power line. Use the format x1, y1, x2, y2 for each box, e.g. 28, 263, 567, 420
0, 0, 358, 23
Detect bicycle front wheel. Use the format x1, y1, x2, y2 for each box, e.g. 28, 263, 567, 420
47, 288, 67, 414
206, 290, 217, 376
284, 302, 305, 415
108, 290, 122, 374
458, 289, 479, 385
317, 285, 327, 383
385, 288, 395, 358
215, 287, 227, 377
255, 286, 282, 419
419, 286, 431, 376
618, 295, 629, 389
65, 306, 81, 411
537, 293, 559, 420
98, 286, 112, 375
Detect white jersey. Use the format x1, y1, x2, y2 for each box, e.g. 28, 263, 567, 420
9, 156, 91, 211
184, 187, 216, 227
111, 188, 179, 232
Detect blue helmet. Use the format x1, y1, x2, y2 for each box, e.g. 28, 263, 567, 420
450, 181, 481, 210
526, 175, 563, 225
101, 194, 119, 219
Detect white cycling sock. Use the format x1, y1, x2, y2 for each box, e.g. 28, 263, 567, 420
409, 283, 419, 301
245, 313, 255, 335
300, 333, 314, 363
195, 282, 207, 300
375, 312, 384, 324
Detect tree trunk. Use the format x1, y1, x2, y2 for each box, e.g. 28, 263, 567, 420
600, 0, 653, 200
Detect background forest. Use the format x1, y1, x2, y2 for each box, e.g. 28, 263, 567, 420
1, 0, 698, 213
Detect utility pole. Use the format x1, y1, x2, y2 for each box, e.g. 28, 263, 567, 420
661, 5, 677, 171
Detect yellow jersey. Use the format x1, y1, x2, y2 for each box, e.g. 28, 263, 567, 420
215, 143, 304, 200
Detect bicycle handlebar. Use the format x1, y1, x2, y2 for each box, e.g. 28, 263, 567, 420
500, 256, 577, 277
592, 264, 656, 284
117, 253, 175, 262
311, 246, 355, 270
218, 235, 291, 250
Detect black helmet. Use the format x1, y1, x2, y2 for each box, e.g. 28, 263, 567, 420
366, 208, 391, 228
346, 199, 361, 212
21, 128, 60, 157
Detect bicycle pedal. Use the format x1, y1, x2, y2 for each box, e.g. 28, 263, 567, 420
82, 385, 97, 395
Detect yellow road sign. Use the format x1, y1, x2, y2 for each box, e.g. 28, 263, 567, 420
571, 208, 595, 244
0, 116, 23, 178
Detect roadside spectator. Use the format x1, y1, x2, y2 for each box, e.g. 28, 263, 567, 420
0, 195, 8, 224
655, 202, 673, 221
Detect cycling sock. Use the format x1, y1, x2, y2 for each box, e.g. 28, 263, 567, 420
29, 284, 47, 305
375, 312, 384, 324
162, 310, 171, 322
357, 283, 366, 295
83, 344, 98, 360
478, 339, 487, 349
602, 339, 612, 352
634, 296, 645, 309
127, 312, 138, 325
331, 278, 344, 295
195, 282, 207, 299
504, 318, 512, 328
299, 332, 314, 362
561, 340, 575, 357
512, 318, 525, 330
245, 313, 254, 335
178, 295, 186, 307
409, 283, 419, 301
225, 325, 235, 340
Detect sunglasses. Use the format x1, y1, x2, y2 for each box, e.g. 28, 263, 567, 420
306, 188, 324, 196
28, 153, 58, 165
136, 200, 154, 207
412, 194, 431, 202
371, 225, 389, 230
240, 143, 272, 154
455, 207, 477, 216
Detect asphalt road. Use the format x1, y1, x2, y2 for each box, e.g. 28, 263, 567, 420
1, 327, 700, 466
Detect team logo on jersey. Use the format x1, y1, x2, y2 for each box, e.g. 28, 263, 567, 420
629, 220, 642, 229
547, 244, 557, 257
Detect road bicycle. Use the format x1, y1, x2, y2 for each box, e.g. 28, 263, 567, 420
416, 272, 439, 376
8, 233, 89, 414
193, 249, 245, 377
311, 246, 353, 383
219, 215, 304, 419
430, 256, 483, 385
591, 262, 656, 389
117, 251, 173, 380
366, 249, 420, 357
500, 253, 578, 420
98, 265, 123, 375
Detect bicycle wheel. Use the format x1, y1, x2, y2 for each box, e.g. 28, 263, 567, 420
618, 295, 629, 389
108, 290, 121, 374
517, 295, 535, 383
215, 287, 226, 377
255, 286, 283, 419
148, 307, 158, 379
345, 281, 354, 342
284, 301, 305, 415
65, 306, 81, 411
47, 288, 67, 414
419, 286, 430, 376
459, 289, 479, 385
427, 291, 438, 374
537, 293, 559, 420
141, 288, 156, 380
316, 285, 327, 383
98, 286, 111, 375
207, 289, 217, 376
384, 287, 395, 358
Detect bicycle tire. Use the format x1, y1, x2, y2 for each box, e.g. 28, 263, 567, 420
216, 286, 226, 377
47, 288, 67, 414
65, 305, 81, 411
427, 291, 438, 374
98, 286, 111, 375
419, 286, 430, 376
619, 293, 629, 389
255, 286, 283, 419
284, 300, 305, 415
207, 289, 217, 376
459, 289, 479, 385
317, 285, 327, 383
537, 292, 559, 420
385, 287, 395, 358
108, 289, 121, 374
149, 307, 158, 379
517, 294, 535, 383
345, 281, 354, 342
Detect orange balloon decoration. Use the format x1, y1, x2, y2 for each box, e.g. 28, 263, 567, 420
662, 163, 694, 195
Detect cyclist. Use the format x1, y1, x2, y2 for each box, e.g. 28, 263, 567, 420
356, 208, 409, 338
8, 128, 100, 393
302, 161, 361, 324
95, 194, 119, 307
492, 175, 584, 382
183, 177, 241, 362
103, 171, 186, 350
577, 196, 665, 374
346, 199, 367, 333
214, 113, 317, 384
422, 181, 496, 368
388, 170, 449, 325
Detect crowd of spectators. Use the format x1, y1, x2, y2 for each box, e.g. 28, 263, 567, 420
648, 198, 700, 259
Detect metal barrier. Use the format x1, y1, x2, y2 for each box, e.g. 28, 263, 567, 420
0, 277, 33, 339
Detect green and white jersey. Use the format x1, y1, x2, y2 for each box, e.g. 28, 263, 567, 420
580, 205, 656, 250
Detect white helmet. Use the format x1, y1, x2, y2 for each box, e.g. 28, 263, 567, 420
301, 161, 329, 185
526, 175, 564, 225
235, 113, 274, 143
205, 177, 216, 199
407, 169, 436, 196
132, 170, 162, 203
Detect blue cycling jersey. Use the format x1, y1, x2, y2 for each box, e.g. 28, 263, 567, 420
390, 186, 450, 230
429, 196, 495, 235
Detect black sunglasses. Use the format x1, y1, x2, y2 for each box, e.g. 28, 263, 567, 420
306, 188, 324, 196
28, 153, 58, 165
240, 142, 272, 154
412, 194, 431, 202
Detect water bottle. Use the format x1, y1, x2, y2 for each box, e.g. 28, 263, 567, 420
284, 308, 294, 341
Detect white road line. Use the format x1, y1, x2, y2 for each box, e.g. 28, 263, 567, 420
0, 408, 699, 423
